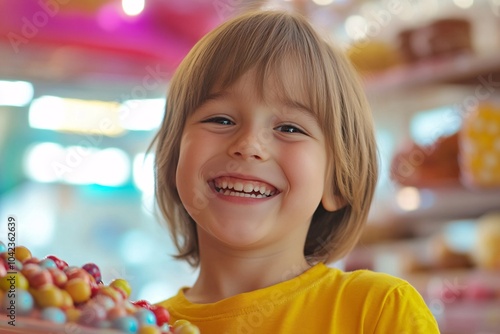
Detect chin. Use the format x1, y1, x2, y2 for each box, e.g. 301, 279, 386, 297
202, 222, 270, 248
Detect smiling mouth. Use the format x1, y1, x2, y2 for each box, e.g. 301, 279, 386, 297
212, 176, 278, 198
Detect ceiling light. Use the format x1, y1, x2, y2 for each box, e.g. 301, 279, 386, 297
133, 153, 155, 194
120, 99, 165, 131
122, 0, 145, 16
0, 80, 34, 107
29, 96, 125, 136
23, 142, 65, 183
24, 143, 130, 187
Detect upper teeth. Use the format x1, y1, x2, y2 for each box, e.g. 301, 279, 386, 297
214, 177, 276, 197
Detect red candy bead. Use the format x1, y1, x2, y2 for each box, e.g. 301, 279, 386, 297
89, 276, 101, 297
65, 267, 92, 284
82, 263, 102, 284
150, 305, 170, 326
0, 257, 8, 271
46, 255, 68, 270
21, 263, 42, 278
132, 300, 153, 310
28, 269, 53, 289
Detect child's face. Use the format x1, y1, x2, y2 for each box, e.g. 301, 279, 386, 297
175, 69, 332, 253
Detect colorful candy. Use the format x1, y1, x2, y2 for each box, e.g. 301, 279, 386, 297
132, 299, 154, 310
173, 320, 201, 334
46, 255, 68, 271
28, 269, 53, 288
113, 315, 140, 333
39, 258, 57, 269
78, 302, 107, 326
107, 305, 128, 320
1, 289, 33, 315
151, 305, 171, 327
0, 271, 29, 290
0, 243, 200, 334
41, 307, 66, 324
21, 263, 42, 278
65, 277, 92, 304
135, 308, 157, 326
14, 246, 32, 262
82, 262, 102, 284
47, 267, 68, 288
32, 284, 64, 308
110, 278, 132, 298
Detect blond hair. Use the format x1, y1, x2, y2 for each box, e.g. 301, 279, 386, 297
152, 10, 378, 267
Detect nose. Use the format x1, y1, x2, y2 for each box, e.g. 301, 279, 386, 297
228, 128, 270, 161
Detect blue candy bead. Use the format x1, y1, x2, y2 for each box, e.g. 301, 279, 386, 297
0, 241, 6, 253
134, 308, 156, 326
112, 316, 139, 333
15, 289, 34, 315
41, 307, 66, 324
40, 258, 57, 269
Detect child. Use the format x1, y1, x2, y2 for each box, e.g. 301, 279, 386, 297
152, 10, 439, 333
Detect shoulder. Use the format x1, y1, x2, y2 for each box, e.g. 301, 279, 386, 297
326, 267, 412, 294
323, 267, 432, 312
321, 268, 440, 332
333, 269, 439, 332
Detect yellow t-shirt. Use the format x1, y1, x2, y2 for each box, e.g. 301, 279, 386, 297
158, 263, 439, 333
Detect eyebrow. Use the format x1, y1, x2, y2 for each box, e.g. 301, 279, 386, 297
281, 98, 315, 118
201, 91, 317, 122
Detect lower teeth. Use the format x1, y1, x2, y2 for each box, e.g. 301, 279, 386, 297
217, 188, 267, 198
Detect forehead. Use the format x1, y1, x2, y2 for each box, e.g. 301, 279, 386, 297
211, 63, 313, 115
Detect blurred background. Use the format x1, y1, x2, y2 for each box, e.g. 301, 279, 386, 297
0, 0, 500, 333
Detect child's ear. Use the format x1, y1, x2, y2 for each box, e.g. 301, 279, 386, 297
321, 187, 345, 212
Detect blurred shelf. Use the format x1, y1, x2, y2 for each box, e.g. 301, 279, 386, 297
401, 268, 499, 293
363, 52, 500, 97
437, 300, 500, 334
390, 185, 500, 223
364, 53, 500, 224
346, 245, 500, 333
403, 268, 500, 334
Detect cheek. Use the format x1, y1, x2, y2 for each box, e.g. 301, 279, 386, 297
281, 145, 328, 196
177, 132, 206, 173
176, 137, 202, 204
175, 133, 219, 214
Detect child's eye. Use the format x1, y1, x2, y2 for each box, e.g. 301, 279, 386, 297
274, 124, 306, 134
201, 117, 234, 126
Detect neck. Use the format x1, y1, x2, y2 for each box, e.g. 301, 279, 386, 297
185, 245, 311, 304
